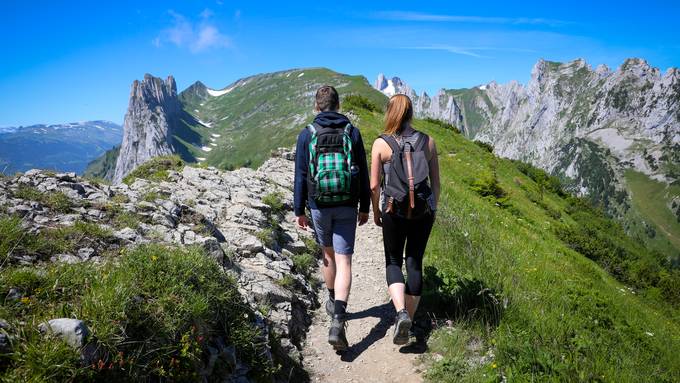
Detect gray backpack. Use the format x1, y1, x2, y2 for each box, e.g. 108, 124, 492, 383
380, 132, 433, 219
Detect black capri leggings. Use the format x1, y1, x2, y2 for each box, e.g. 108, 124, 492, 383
382, 212, 435, 296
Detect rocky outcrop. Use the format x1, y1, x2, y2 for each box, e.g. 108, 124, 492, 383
112, 74, 181, 184
374, 74, 464, 128
0, 149, 316, 381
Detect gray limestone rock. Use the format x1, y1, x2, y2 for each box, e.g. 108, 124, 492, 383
38, 318, 90, 348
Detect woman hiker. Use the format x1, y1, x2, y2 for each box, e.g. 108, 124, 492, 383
370, 94, 440, 345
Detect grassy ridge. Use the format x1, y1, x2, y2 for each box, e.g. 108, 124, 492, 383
179, 68, 388, 170
346, 101, 680, 382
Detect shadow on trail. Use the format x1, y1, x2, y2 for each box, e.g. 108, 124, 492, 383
339, 302, 394, 362
335, 265, 503, 362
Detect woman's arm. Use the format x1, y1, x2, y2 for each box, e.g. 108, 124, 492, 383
428, 138, 440, 211
370, 140, 384, 226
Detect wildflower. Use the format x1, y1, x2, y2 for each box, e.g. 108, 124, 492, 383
197, 335, 204, 342
492, 363, 497, 369
151, 255, 158, 262
20, 296, 30, 304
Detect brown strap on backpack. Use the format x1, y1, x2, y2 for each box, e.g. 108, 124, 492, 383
405, 150, 415, 219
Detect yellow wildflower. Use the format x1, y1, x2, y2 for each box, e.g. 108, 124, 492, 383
492, 363, 497, 369
20, 296, 30, 304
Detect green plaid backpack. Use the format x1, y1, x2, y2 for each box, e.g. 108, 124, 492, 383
307, 122, 359, 206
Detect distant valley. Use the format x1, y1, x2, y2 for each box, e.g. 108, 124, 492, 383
0, 121, 122, 175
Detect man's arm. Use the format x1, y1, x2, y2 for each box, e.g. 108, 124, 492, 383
354, 128, 371, 214
294, 129, 310, 220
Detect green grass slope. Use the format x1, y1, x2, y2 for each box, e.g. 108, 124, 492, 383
83, 145, 119, 181
344, 98, 679, 382
624, 170, 680, 259
177, 68, 388, 170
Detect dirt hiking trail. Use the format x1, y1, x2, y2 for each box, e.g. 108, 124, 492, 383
302, 214, 425, 383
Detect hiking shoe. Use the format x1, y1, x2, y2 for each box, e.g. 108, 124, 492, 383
325, 299, 334, 317
393, 309, 412, 345
328, 314, 348, 351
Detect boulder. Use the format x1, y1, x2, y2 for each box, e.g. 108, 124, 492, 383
38, 318, 90, 348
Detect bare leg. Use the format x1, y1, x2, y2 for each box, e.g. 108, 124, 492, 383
404, 294, 421, 319
321, 246, 336, 290
333, 253, 352, 302
388, 282, 407, 312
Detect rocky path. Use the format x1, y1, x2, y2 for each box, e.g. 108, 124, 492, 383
302, 214, 424, 383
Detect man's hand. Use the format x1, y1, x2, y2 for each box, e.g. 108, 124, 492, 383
296, 215, 309, 230
373, 212, 382, 227
358, 212, 369, 226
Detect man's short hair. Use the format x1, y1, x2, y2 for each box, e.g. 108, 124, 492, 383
315, 85, 340, 112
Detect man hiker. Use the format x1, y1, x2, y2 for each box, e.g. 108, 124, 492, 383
294, 85, 371, 351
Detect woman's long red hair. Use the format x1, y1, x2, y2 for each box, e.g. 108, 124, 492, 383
383, 94, 413, 135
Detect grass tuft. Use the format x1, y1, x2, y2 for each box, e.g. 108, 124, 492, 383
122, 155, 184, 185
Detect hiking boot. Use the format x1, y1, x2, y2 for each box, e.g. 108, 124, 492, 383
393, 309, 412, 345
325, 299, 334, 317
328, 314, 348, 351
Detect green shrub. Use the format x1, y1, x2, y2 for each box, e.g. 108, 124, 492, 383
0, 216, 58, 263
13, 185, 73, 213
473, 140, 494, 153
112, 211, 141, 230
110, 193, 130, 204
122, 155, 184, 185
301, 236, 321, 255
469, 171, 510, 208
141, 191, 162, 203
514, 160, 566, 197
292, 253, 315, 276
262, 192, 284, 214
424, 117, 461, 134
277, 275, 296, 289
342, 94, 379, 112
255, 228, 275, 249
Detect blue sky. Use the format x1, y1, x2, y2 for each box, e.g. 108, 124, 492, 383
1, 0, 679, 126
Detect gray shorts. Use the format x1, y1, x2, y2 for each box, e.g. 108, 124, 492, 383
310, 206, 358, 255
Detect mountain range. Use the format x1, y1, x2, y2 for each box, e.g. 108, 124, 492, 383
78, 59, 680, 256
375, 58, 680, 257
0, 121, 121, 175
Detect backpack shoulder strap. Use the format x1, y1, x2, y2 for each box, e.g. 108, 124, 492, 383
379, 134, 401, 154
343, 123, 353, 136
412, 131, 429, 152
307, 123, 318, 135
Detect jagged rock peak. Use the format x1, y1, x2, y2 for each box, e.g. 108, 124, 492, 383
112, 74, 180, 184
375, 73, 387, 90
373, 73, 411, 97
131, 74, 177, 106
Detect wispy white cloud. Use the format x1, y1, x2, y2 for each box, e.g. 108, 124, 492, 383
405, 45, 485, 58
374, 11, 568, 27
155, 9, 232, 53
403, 44, 538, 58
